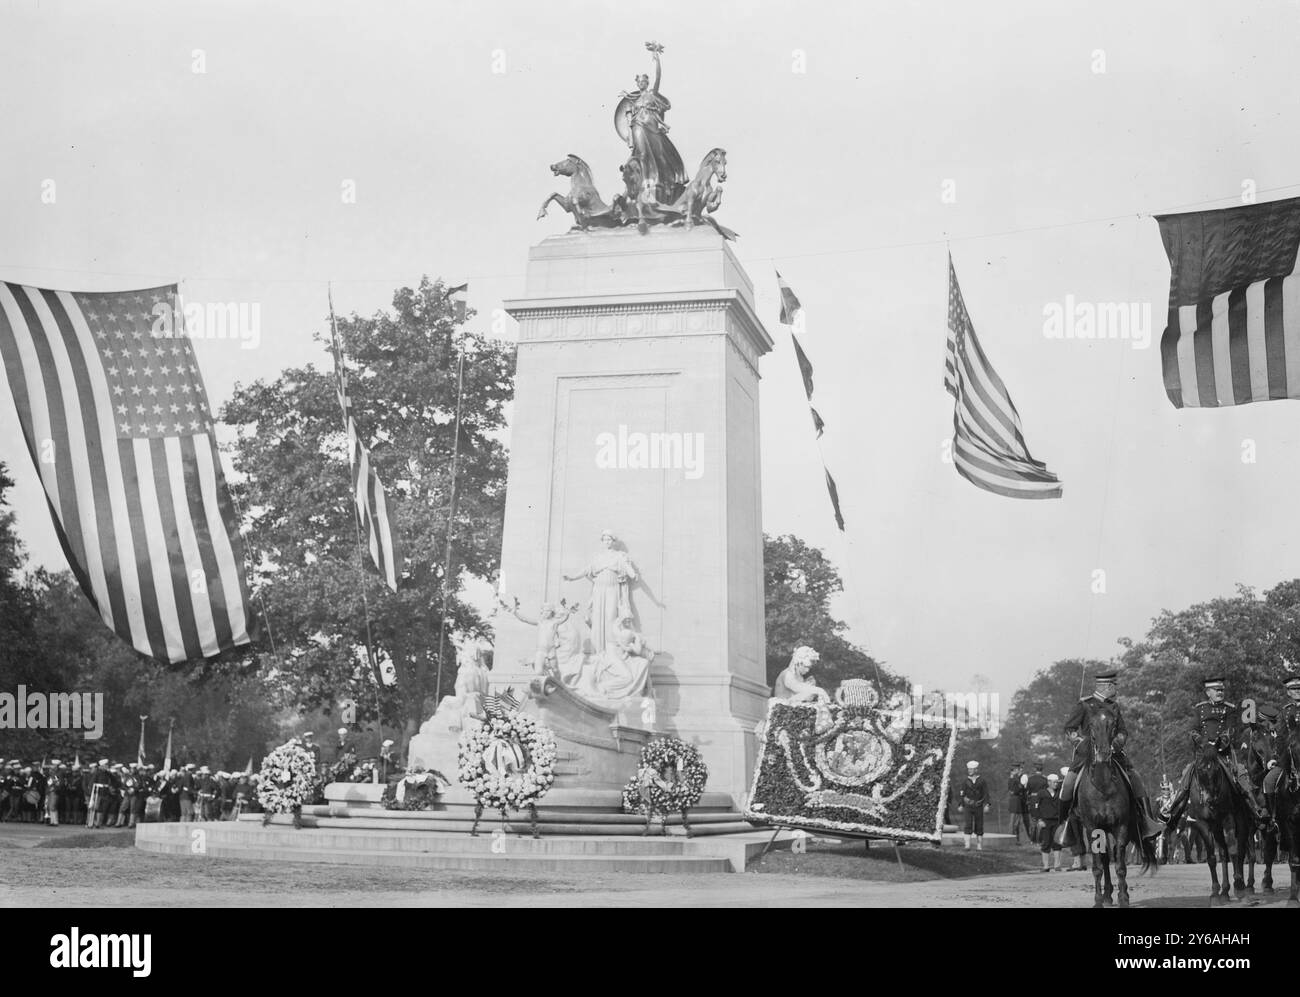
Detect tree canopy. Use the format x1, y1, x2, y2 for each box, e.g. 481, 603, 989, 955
220, 277, 515, 736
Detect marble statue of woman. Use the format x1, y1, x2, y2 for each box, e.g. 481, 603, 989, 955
563, 529, 638, 657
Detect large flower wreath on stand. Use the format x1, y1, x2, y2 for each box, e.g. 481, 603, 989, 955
621, 736, 708, 836
457, 703, 557, 838
258, 739, 318, 828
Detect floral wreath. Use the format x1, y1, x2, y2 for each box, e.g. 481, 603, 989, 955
457, 712, 557, 817
621, 737, 708, 815
257, 740, 318, 815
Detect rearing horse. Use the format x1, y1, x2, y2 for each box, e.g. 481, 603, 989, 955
536, 154, 625, 230
1187, 732, 1253, 904
1076, 708, 1151, 908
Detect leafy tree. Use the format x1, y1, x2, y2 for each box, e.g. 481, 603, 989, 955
763, 533, 902, 692
997, 658, 1106, 774
221, 278, 515, 742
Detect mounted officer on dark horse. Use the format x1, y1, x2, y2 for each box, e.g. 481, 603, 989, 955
1161, 676, 1270, 828
1057, 670, 1163, 907
1265, 673, 1300, 907
1160, 675, 1272, 903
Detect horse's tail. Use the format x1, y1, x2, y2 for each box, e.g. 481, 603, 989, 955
1138, 833, 1158, 875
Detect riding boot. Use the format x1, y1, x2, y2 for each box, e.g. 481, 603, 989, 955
1136, 797, 1166, 841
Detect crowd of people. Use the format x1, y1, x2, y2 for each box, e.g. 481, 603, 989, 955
0, 758, 264, 827
0, 729, 399, 830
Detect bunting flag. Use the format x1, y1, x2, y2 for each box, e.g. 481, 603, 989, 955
0, 282, 253, 662
137, 717, 147, 767
945, 256, 1063, 499
163, 725, 173, 771
776, 270, 803, 326
823, 469, 845, 532
776, 270, 844, 531
446, 283, 468, 324
1155, 197, 1300, 409
327, 295, 403, 593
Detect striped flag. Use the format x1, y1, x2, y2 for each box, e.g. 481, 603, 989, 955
945, 257, 1063, 499
327, 297, 402, 592
776, 270, 803, 326
0, 282, 253, 662
1156, 197, 1300, 409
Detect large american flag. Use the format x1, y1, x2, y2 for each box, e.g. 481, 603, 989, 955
945, 257, 1063, 499
327, 299, 402, 592
0, 282, 252, 662
1156, 197, 1300, 409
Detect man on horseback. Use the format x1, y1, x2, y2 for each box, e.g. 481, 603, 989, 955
1262, 675, 1300, 822
1059, 670, 1165, 842
1161, 676, 1271, 827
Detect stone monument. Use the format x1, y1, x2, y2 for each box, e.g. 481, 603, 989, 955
486, 42, 774, 802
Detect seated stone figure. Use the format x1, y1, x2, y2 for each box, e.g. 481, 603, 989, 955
585, 613, 653, 701
772, 646, 829, 703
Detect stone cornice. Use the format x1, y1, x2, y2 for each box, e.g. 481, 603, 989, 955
504, 288, 774, 361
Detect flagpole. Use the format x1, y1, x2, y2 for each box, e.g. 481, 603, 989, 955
328, 284, 385, 756
179, 277, 284, 668
434, 329, 467, 708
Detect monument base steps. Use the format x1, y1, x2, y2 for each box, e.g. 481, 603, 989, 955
133, 782, 795, 873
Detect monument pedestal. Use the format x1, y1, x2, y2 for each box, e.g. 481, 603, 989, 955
496, 226, 773, 803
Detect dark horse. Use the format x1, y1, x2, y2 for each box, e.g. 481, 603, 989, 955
1186, 733, 1253, 904
1241, 723, 1279, 895
1276, 722, 1300, 908
1076, 708, 1154, 908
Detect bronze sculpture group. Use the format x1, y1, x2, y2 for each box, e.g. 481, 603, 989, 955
537, 42, 736, 240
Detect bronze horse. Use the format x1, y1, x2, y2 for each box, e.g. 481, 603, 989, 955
1186, 733, 1254, 904
1276, 722, 1300, 907
536, 154, 627, 230
1075, 708, 1153, 908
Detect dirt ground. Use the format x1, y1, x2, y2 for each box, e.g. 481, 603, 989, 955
0, 825, 1295, 908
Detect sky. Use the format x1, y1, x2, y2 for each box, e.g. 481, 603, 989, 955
3, 1, 1300, 700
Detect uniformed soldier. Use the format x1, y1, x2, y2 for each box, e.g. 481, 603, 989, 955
957, 760, 991, 849
104, 764, 123, 828
115, 766, 136, 828
1262, 675, 1300, 821
88, 759, 112, 829
196, 766, 218, 821
44, 761, 62, 826
128, 765, 147, 828
1161, 676, 1270, 826
231, 772, 247, 819
1059, 669, 1164, 842
177, 764, 197, 821
64, 762, 84, 826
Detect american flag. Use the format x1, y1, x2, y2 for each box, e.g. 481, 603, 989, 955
327, 297, 402, 592
1156, 197, 1300, 409
0, 282, 252, 662
945, 257, 1063, 499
